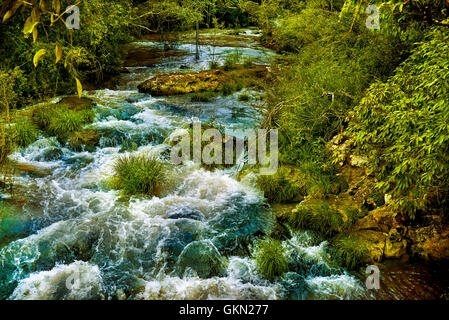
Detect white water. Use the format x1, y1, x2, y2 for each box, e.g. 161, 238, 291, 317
0, 38, 369, 300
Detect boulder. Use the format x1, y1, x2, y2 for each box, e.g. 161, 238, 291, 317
176, 240, 227, 278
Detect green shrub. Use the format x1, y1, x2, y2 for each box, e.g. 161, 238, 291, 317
12, 121, 38, 148
113, 154, 165, 196
348, 28, 449, 217
190, 91, 217, 102
288, 202, 343, 237
331, 234, 367, 270
253, 238, 288, 281
257, 169, 302, 203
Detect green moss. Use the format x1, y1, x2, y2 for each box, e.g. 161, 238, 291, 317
12, 120, 38, 148
257, 169, 303, 203
331, 234, 367, 270
288, 202, 343, 237
253, 238, 288, 281
190, 91, 218, 102
113, 154, 165, 196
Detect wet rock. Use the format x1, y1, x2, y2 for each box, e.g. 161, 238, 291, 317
350, 155, 368, 167
176, 240, 227, 278
355, 207, 395, 233
14, 162, 52, 177
58, 96, 95, 112
353, 230, 387, 263
407, 221, 449, 261
384, 238, 408, 259
167, 207, 204, 221
68, 130, 100, 152
39, 147, 63, 161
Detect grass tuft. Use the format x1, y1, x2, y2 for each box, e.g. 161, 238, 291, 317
257, 169, 302, 203
254, 238, 288, 281
331, 234, 367, 270
113, 154, 165, 196
288, 202, 343, 237
12, 120, 38, 148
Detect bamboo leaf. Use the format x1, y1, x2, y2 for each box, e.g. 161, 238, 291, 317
33, 49, 47, 67
52, 0, 61, 14
75, 77, 82, 98
33, 26, 38, 43
2, 10, 12, 23
24, 17, 39, 35
55, 44, 63, 63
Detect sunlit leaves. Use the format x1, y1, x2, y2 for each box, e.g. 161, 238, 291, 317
55, 44, 63, 63
75, 77, 82, 98
33, 49, 47, 67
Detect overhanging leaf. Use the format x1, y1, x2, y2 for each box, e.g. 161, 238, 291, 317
2, 10, 12, 23
75, 77, 82, 98
55, 44, 63, 63
33, 49, 47, 67
33, 26, 38, 43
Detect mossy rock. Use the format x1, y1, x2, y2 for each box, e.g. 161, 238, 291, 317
176, 240, 227, 278
68, 130, 100, 152
58, 96, 95, 112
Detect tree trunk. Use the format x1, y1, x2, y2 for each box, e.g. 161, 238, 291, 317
195, 21, 200, 60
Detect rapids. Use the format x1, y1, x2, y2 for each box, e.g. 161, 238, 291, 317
0, 34, 373, 300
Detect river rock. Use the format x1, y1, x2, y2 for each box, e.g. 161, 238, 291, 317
407, 220, 449, 261
176, 240, 227, 278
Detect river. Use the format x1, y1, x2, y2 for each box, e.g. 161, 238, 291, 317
0, 31, 444, 300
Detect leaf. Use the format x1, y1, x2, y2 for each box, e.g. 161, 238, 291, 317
33, 26, 38, 43
52, 0, 61, 14
75, 77, 82, 98
33, 49, 47, 67
2, 10, 12, 23
24, 17, 39, 35
55, 44, 63, 63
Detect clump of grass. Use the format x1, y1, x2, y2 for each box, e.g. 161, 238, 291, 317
190, 91, 217, 102
288, 202, 343, 237
223, 51, 242, 71
238, 93, 251, 102
48, 108, 85, 137
331, 234, 367, 270
221, 83, 236, 96
208, 60, 220, 69
12, 120, 38, 148
257, 169, 302, 203
33, 103, 95, 141
253, 238, 288, 281
243, 56, 255, 68
113, 154, 165, 196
